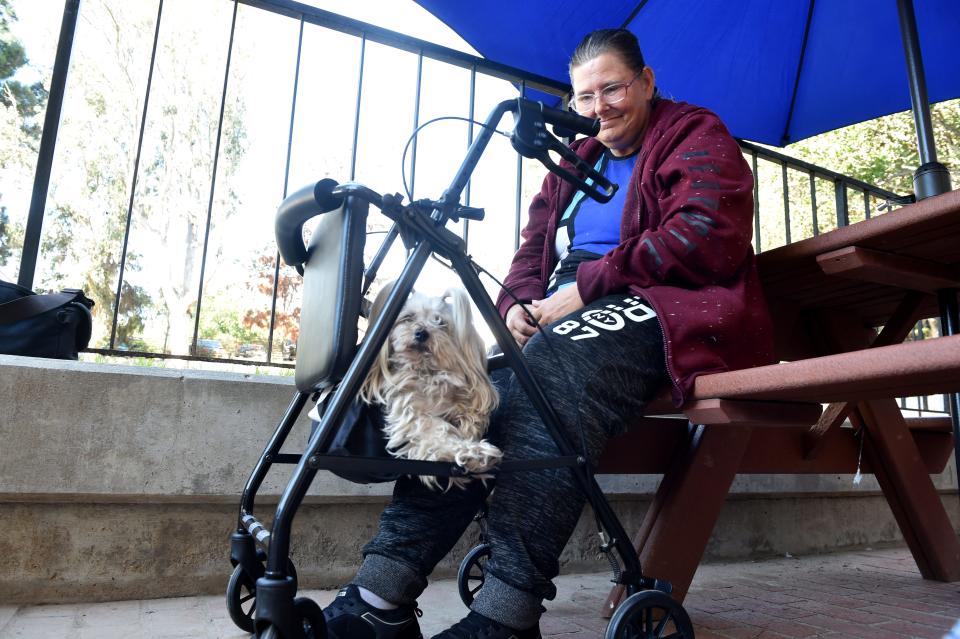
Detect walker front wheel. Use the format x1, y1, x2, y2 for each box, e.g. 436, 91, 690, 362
227, 564, 258, 633
457, 543, 491, 607
604, 591, 694, 639
256, 598, 325, 639
226, 560, 299, 633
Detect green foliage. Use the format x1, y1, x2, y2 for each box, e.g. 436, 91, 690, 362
0, 0, 46, 143
0, 205, 18, 264
787, 99, 960, 197
750, 99, 960, 250
199, 302, 267, 351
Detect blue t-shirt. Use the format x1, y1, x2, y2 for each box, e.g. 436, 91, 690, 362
547, 151, 637, 295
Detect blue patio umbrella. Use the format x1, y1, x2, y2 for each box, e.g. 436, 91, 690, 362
417, 0, 960, 499
415, 0, 956, 197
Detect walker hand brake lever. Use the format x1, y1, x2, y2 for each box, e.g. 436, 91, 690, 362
509, 98, 617, 204
541, 136, 617, 203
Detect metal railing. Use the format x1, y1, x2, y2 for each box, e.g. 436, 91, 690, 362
740, 140, 913, 252
14, 0, 929, 377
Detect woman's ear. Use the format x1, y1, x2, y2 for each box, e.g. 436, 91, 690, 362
640, 66, 656, 100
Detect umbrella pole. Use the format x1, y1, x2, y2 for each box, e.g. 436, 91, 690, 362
897, 0, 960, 516
896, 0, 951, 199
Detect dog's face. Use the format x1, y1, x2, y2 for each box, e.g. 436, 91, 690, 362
361, 285, 491, 406
388, 292, 462, 370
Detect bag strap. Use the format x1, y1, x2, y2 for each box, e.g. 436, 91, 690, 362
0, 291, 80, 325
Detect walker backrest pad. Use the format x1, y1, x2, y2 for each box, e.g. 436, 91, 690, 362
275, 181, 369, 392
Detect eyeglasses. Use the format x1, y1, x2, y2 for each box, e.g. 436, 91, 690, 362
568, 71, 644, 114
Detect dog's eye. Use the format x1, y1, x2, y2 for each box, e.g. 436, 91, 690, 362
397, 314, 413, 324
431, 314, 445, 326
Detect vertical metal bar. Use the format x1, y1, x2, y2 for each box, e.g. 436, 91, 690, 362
936, 290, 960, 502
864, 190, 871, 219
18, 0, 80, 289
463, 64, 476, 248
349, 34, 366, 181
514, 80, 525, 252
191, 0, 239, 354
266, 15, 305, 365
901, 0, 959, 499
835, 179, 849, 227
781, 161, 791, 245
752, 150, 760, 253
109, 0, 164, 350
808, 170, 819, 236
409, 51, 423, 199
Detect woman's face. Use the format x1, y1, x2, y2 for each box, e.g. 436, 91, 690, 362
570, 52, 655, 157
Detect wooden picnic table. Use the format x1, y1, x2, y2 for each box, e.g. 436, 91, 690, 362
598, 188, 960, 610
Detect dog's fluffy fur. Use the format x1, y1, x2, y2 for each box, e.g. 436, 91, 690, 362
360, 286, 501, 490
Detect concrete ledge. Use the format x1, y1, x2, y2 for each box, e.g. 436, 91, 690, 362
1, 355, 957, 603
3, 494, 957, 604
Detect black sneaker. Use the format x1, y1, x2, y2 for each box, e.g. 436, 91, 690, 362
430, 611, 541, 639
323, 584, 423, 639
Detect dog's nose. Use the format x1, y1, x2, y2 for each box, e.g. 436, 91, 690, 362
414, 328, 429, 343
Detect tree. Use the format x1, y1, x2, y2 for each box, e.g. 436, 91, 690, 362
0, 0, 46, 144
787, 100, 960, 198
242, 250, 300, 355
747, 99, 960, 250
0, 0, 46, 276
35, 1, 247, 353
0, 206, 15, 265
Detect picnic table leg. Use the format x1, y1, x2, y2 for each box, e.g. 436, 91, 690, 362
601, 424, 752, 616
855, 399, 960, 581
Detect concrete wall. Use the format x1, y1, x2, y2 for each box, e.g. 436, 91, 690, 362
1, 355, 957, 604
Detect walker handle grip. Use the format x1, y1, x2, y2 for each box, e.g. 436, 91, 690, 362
538, 102, 601, 138
275, 178, 343, 270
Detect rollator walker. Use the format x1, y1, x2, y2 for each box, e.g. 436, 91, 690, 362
226, 97, 696, 639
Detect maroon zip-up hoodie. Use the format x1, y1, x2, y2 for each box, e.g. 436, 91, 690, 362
495, 99, 774, 406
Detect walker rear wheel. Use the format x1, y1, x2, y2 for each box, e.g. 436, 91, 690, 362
457, 543, 491, 606
604, 590, 695, 639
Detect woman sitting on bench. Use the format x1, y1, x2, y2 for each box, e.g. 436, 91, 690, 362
322, 27, 774, 639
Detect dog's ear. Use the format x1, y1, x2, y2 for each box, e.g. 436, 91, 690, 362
444, 288, 473, 340
360, 281, 397, 404
368, 280, 396, 324
444, 288, 487, 364
443, 287, 498, 414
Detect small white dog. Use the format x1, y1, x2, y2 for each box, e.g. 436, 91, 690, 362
360, 285, 501, 490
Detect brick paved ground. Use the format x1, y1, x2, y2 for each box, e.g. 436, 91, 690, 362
1, 545, 958, 638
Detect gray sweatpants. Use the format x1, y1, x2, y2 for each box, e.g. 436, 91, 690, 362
354, 294, 668, 629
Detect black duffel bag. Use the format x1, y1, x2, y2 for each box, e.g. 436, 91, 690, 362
0, 280, 95, 360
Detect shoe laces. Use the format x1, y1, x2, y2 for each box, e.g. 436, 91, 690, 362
326, 594, 358, 615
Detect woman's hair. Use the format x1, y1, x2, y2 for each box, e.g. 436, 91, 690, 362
568, 28, 646, 76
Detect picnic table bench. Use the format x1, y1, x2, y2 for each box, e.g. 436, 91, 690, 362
597, 187, 960, 610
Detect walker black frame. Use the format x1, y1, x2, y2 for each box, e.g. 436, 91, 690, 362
229, 97, 674, 638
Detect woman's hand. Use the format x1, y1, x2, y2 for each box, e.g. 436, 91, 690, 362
531, 286, 583, 327
506, 303, 540, 347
